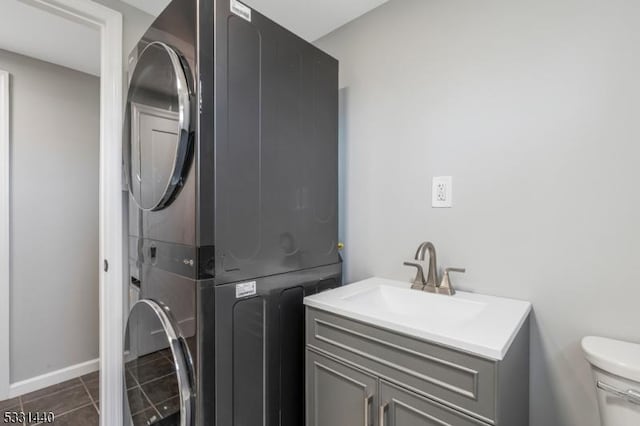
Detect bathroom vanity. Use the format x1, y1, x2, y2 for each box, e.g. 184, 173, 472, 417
304, 278, 531, 426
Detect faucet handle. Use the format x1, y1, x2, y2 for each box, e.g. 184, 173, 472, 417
438, 267, 466, 296
403, 261, 426, 290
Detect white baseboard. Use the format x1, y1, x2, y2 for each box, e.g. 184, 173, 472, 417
8, 358, 100, 398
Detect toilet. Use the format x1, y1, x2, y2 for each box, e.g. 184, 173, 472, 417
582, 336, 640, 426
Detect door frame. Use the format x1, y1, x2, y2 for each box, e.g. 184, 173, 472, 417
0, 70, 9, 402
0, 1, 124, 425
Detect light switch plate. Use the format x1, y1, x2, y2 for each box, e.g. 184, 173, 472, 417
432, 176, 452, 208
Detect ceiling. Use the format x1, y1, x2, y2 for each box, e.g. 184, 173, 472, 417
0, 0, 100, 75
123, 0, 390, 42
0, 0, 388, 77
119, 0, 171, 18
247, 0, 389, 41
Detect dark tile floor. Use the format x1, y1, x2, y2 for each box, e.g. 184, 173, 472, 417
125, 349, 180, 425
0, 372, 99, 426
0, 349, 180, 426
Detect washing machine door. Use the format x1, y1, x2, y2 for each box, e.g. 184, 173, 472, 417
124, 299, 194, 426
124, 41, 194, 211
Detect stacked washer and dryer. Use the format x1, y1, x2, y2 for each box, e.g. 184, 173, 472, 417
122, 0, 341, 425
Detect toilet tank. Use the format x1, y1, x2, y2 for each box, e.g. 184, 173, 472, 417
582, 336, 640, 426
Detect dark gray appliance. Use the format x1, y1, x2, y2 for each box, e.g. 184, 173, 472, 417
122, 0, 341, 425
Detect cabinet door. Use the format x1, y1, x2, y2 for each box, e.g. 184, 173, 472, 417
307, 350, 378, 426
379, 381, 486, 426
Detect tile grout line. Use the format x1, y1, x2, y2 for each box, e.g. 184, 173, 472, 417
30, 402, 95, 426
152, 394, 179, 414
53, 401, 96, 418
128, 353, 169, 371
79, 376, 100, 415
21, 378, 93, 426
19, 395, 25, 426
125, 353, 177, 420
20, 379, 84, 405
133, 384, 157, 417
161, 351, 173, 363
130, 371, 162, 419
136, 370, 175, 388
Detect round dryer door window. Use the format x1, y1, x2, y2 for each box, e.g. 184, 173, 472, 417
124, 300, 193, 426
124, 41, 193, 211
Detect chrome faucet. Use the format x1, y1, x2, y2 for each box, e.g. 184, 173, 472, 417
403, 242, 465, 295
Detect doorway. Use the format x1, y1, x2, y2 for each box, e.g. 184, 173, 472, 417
0, 1, 124, 425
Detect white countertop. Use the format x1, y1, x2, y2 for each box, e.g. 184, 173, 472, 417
304, 277, 531, 360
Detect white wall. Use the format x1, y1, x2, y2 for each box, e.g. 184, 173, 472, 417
316, 0, 640, 425
1, 49, 100, 383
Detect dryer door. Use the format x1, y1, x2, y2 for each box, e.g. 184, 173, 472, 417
124, 41, 194, 211
124, 300, 194, 426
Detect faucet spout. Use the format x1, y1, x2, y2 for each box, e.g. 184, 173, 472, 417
415, 242, 438, 289
404, 241, 465, 296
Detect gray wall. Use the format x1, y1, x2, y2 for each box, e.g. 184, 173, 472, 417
1, 49, 100, 383
316, 0, 640, 425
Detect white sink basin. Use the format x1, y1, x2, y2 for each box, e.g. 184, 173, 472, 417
342, 284, 487, 324
304, 277, 531, 360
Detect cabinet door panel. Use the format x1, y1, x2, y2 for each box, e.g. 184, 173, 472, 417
307, 350, 378, 426
380, 380, 486, 426
215, 10, 340, 285
306, 308, 497, 422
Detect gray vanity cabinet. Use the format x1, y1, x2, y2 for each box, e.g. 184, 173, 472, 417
307, 350, 378, 426
305, 307, 530, 426
379, 380, 486, 426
